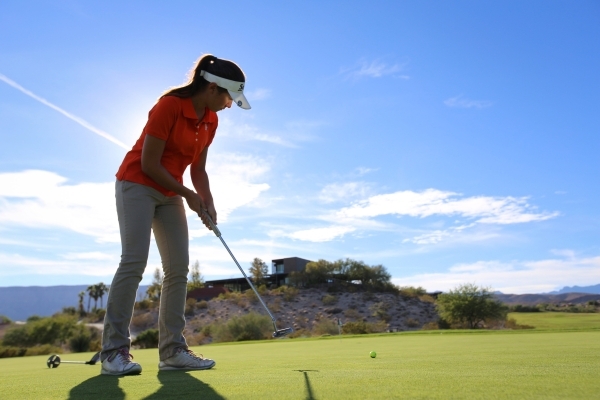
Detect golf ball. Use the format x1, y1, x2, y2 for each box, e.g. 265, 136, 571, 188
370, 351, 376, 358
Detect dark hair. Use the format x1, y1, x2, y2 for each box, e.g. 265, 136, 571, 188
162, 54, 246, 98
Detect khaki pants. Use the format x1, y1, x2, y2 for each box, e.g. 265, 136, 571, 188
102, 180, 189, 361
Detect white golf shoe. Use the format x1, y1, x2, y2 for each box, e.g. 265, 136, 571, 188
159, 348, 216, 371
101, 347, 142, 376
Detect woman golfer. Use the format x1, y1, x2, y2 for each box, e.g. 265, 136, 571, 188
101, 54, 250, 375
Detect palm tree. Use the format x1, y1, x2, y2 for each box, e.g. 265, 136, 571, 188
96, 283, 109, 309
78, 291, 85, 316
86, 285, 94, 312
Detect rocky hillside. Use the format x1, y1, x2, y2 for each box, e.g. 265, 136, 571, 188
130, 287, 439, 341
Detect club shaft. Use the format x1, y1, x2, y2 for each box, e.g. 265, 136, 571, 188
60, 361, 87, 364
216, 235, 277, 324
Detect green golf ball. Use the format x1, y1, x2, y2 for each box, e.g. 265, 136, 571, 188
370, 351, 376, 358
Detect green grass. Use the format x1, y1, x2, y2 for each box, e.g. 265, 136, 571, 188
509, 311, 600, 330
1, 330, 599, 399
0, 331, 600, 399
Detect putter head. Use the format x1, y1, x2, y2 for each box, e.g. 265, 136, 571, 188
86, 352, 101, 365
272, 327, 294, 338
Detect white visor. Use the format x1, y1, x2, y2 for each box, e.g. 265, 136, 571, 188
200, 70, 251, 110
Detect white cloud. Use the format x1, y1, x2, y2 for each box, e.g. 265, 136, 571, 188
343, 59, 408, 80
217, 117, 297, 147
0, 154, 270, 243
336, 189, 557, 224
319, 182, 370, 204
283, 226, 356, 242
283, 188, 557, 243
403, 224, 476, 245
444, 95, 492, 109
0, 170, 119, 242
62, 251, 115, 261
392, 254, 600, 294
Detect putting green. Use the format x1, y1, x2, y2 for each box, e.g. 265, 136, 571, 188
1, 330, 599, 399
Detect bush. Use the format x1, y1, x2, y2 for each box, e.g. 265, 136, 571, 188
212, 312, 272, 342
313, 319, 339, 336
322, 294, 337, 306
405, 318, 420, 328
131, 312, 156, 331
398, 286, 427, 298
197, 300, 209, 309
69, 332, 91, 353
0, 315, 11, 325
511, 304, 540, 312
132, 329, 159, 348
25, 344, 63, 356
344, 309, 362, 320
2, 315, 78, 347
135, 299, 153, 310
185, 298, 197, 316
370, 302, 391, 322
341, 321, 387, 335
421, 321, 439, 330
0, 346, 27, 358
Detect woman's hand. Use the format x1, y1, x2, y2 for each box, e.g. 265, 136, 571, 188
183, 190, 206, 216
200, 202, 218, 231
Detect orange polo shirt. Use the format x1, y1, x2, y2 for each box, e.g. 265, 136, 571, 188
116, 95, 218, 196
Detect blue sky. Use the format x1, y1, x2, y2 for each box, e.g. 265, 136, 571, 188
0, 1, 598, 293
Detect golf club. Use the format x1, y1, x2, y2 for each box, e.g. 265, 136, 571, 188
46, 352, 100, 369
201, 210, 293, 338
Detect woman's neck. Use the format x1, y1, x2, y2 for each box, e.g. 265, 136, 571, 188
191, 93, 207, 120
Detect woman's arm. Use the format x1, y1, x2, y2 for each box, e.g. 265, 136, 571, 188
141, 134, 207, 220
190, 146, 217, 227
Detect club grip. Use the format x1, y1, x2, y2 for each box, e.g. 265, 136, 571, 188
202, 209, 221, 237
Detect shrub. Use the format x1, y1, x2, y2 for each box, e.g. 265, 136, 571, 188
511, 304, 540, 313
313, 319, 339, 336
135, 299, 153, 310
2, 315, 78, 347
341, 321, 387, 334
398, 286, 427, 298
418, 294, 436, 303
212, 312, 272, 342
197, 300, 208, 309
131, 312, 156, 331
422, 321, 439, 330
344, 309, 362, 320
282, 287, 299, 302
0, 315, 11, 325
61, 307, 77, 316
371, 302, 391, 322
322, 294, 337, 306
132, 329, 159, 348
0, 346, 27, 358
25, 344, 62, 356
185, 298, 197, 316
69, 332, 91, 353
405, 318, 420, 328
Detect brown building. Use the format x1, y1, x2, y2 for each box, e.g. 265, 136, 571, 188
204, 257, 312, 292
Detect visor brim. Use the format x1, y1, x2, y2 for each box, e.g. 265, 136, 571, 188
229, 90, 251, 110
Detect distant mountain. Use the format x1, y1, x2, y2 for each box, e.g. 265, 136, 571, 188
0, 285, 149, 321
494, 292, 600, 306
547, 284, 600, 295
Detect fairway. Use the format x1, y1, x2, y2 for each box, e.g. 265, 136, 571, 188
509, 312, 600, 331
1, 330, 599, 399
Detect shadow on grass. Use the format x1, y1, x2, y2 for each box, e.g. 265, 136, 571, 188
142, 371, 225, 400
68, 375, 125, 399
294, 370, 319, 400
